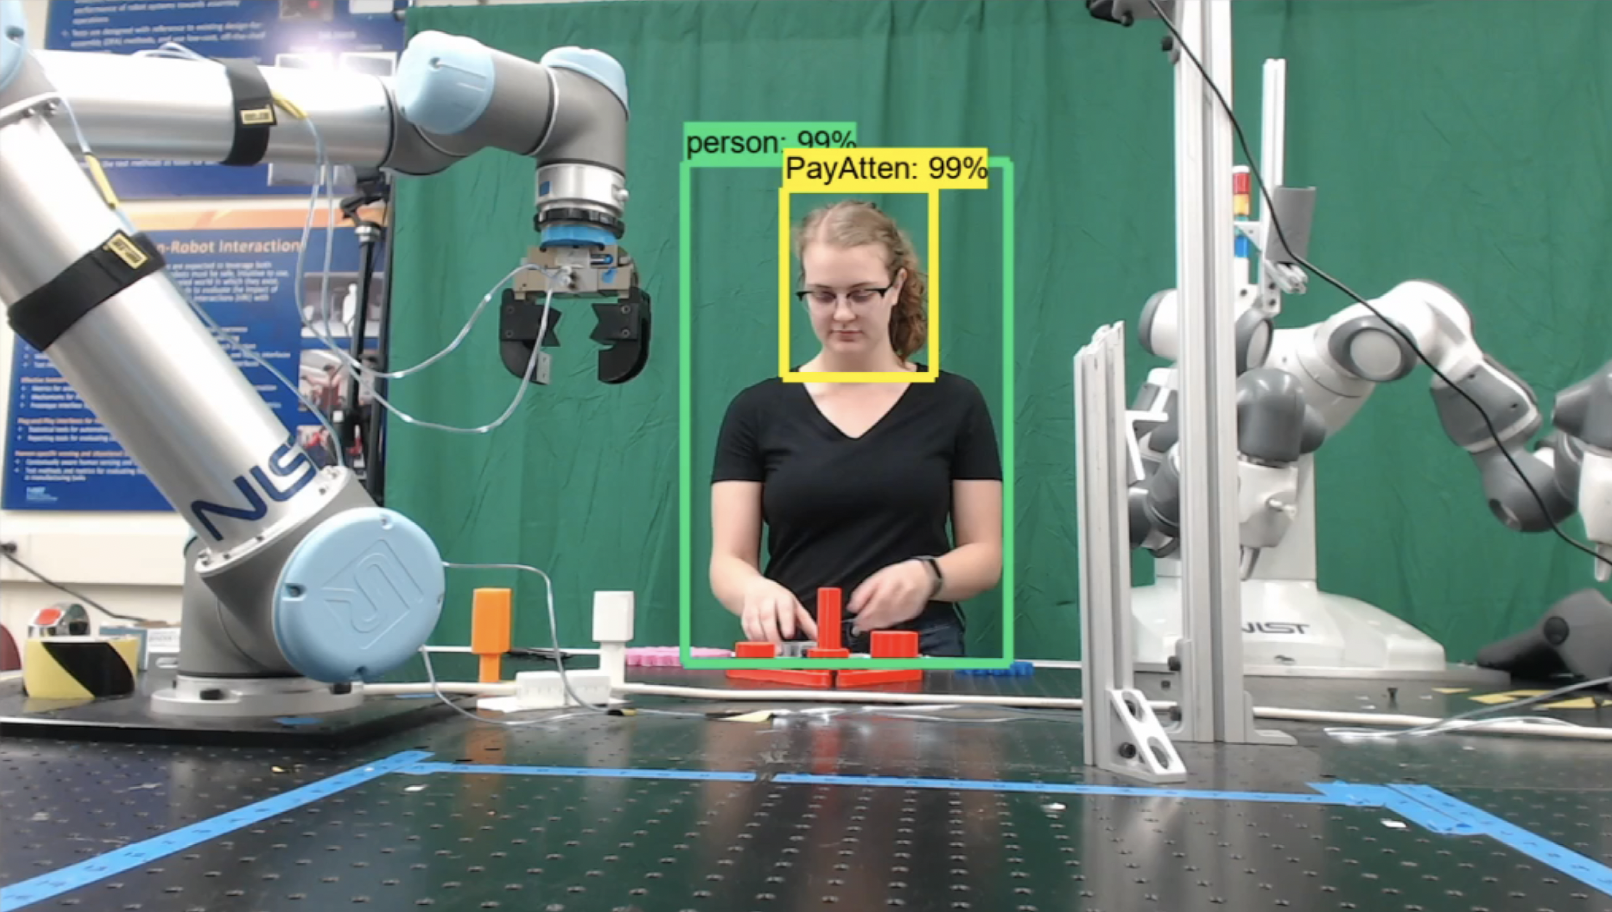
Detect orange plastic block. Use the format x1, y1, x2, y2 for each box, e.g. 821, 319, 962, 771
807, 647, 851, 659
818, 587, 843, 651
727, 668, 834, 688
870, 630, 919, 658
836, 668, 923, 688
471, 588, 513, 682
735, 641, 777, 658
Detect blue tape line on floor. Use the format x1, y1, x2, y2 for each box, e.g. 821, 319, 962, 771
1307, 781, 1475, 835
403, 762, 757, 782
772, 772, 1344, 803
0, 750, 433, 912
1390, 785, 1612, 896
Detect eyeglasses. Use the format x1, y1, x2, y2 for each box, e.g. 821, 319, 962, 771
795, 286, 892, 308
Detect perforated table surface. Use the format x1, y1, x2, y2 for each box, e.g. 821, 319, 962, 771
4, 666, 1612, 912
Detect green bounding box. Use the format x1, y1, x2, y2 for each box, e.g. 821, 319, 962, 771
684, 122, 859, 167
678, 128, 1015, 670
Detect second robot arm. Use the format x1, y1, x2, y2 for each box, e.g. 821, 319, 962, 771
1276, 279, 1573, 534
1127, 279, 1581, 572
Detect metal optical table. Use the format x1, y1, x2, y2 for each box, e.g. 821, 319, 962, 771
4, 664, 1612, 912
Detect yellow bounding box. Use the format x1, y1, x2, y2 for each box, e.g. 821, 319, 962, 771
781, 147, 990, 192
777, 147, 989, 384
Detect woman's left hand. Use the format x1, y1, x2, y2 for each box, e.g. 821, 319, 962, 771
847, 560, 932, 634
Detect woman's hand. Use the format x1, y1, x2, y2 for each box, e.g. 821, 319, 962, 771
740, 578, 819, 643
848, 560, 932, 634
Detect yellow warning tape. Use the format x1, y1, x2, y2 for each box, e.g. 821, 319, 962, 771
1467, 688, 1609, 710
23, 636, 139, 700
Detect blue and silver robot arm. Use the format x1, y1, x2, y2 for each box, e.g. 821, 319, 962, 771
0, 1, 643, 690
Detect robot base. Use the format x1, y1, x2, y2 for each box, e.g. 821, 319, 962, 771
0, 668, 462, 747
149, 674, 364, 718
1131, 577, 1508, 684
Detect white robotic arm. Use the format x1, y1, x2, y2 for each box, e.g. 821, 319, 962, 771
1128, 277, 1601, 579
1273, 278, 1612, 584
0, 1, 642, 711
1126, 285, 1325, 571
1531, 365, 1612, 580
1277, 279, 1573, 535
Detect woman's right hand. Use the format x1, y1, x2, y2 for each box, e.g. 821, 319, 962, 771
740, 578, 820, 643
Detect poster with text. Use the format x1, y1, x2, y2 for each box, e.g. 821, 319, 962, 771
44, 0, 407, 199
2, 205, 387, 511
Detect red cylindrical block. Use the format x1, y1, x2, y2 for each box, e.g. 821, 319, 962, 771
871, 630, 919, 658
736, 641, 777, 658
817, 587, 842, 651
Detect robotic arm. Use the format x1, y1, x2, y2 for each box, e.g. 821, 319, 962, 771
0, 2, 645, 705
1545, 364, 1612, 579
1284, 280, 1574, 533
21, 25, 649, 385
1125, 285, 1327, 573
1128, 277, 1600, 578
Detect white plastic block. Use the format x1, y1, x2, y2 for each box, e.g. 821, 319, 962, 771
515, 670, 567, 709
599, 642, 627, 689
514, 669, 613, 709
566, 669, 613, 706
592, 591, 635, 643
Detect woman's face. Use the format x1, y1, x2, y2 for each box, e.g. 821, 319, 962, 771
799, 242, 902, 355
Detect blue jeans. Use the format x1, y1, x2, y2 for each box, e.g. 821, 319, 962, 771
838, 606, 966, 657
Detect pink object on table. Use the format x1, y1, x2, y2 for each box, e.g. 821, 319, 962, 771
625, 646, 733, 667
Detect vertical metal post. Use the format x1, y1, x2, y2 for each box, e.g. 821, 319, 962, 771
1077, 323, 1185, 782
1166, 0, 1292, 746
1258, 59, 1287, 284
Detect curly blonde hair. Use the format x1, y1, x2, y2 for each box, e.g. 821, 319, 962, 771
794, 200, 928, 360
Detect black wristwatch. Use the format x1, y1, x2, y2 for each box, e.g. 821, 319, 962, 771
914, 556, 943, 599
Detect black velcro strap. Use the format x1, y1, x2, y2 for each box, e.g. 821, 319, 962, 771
220, 58, 277, 166
8, 231, 166, 352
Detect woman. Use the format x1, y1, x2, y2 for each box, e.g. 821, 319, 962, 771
709, 199, 1003, 656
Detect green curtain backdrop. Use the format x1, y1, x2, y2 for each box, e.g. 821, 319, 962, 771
383, 0, 1612, 664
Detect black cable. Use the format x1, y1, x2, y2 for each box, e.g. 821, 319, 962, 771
0, 549, 161, 625
1146, 0, 1611, 574
342, 234, 378, 457
338, 173, 390, 495
366, 222, 395, 507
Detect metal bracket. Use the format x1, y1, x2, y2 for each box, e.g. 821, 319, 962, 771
1076, 322, 1187, 783
499, 242, 651, 385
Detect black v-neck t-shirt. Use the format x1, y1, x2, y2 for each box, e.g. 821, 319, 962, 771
711, 367, 1003, 630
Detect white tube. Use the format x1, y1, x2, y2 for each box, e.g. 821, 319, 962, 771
422, 645, 602, 655
363, 681, 517, 696
1252, 706, 1612, 740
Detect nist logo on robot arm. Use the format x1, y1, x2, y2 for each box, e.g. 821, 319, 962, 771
189, 436, 318, 542
1243, 621, 1312, 635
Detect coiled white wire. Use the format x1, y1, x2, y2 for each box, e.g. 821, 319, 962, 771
139, 41, 564, 435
